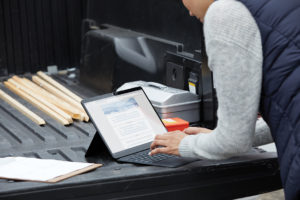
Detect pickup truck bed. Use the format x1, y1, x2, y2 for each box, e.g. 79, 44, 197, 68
0, 74, 282, 200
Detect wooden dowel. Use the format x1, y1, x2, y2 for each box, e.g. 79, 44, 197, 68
37, 71, 82, 103
4, 81, 70, 125
0, 89, 45, 125
23, 78, 83, 121
8, 79, 73, 123
13, 76, 83, 121
36, 72, 89, 121
32, 75, 89, 122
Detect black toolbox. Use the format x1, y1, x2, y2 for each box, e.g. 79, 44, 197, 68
80, 24, 182, 93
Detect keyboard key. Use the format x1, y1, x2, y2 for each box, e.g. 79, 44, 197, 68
122, 150, 177, 164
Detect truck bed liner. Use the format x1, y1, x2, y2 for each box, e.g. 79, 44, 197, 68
0, 74, 281, 200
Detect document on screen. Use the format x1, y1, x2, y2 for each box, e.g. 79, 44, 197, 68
101, 97, 155, 149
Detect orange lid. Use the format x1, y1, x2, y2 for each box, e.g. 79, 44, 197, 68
162, 117, 189, 127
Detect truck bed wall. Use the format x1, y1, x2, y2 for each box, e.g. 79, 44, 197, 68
0, 0, 204, 77
0, 0, 86, 76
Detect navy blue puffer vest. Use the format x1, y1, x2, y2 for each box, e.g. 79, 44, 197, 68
235, 0, 300, 199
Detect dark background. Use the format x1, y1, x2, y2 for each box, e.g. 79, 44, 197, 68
85, 0, 203, 51
0, 0, 86, 76
0, 0, 203, 76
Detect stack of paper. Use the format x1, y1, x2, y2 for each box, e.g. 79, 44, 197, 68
0, 157, 102, 183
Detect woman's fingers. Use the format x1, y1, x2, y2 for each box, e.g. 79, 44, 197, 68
183, 127, 202, 135
149, 147, 170, 156
183, 127, 213, 134
150, 131, 187, 156
150, 139, 168, 150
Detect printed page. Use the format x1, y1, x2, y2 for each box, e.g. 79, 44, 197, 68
102, 97, 155, 149
0, 157, 99, 182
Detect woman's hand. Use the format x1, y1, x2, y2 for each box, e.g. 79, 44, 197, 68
149, 131, 187, 156
183, 127, 212, 135
149, 127, 212, 156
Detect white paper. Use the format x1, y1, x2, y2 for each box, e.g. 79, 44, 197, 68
0, 157, 93, 182
259, 143, 277, 153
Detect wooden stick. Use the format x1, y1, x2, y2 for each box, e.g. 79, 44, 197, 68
4, 81, 70, 125
8, 78, 73, 124
13, 76, 83, 121
21, 78, 83, 121
36, 72, 89, 121
37, 71, 82, 103
32, 75, 89, 122
0, 89, 45, 125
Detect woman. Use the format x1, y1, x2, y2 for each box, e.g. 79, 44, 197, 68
150, 0, 300, 199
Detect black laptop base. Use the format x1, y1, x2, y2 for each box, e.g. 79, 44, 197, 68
118, 152, 198, 168
86, 132, 198, 168
118, 149, 199, 168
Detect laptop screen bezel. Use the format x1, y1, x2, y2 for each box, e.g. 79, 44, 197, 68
82, 87, 167, 159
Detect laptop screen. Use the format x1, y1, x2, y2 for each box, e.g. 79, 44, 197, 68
83, 89, 167, 156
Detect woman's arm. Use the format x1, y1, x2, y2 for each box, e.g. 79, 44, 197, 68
150, 0, 265, 159
178, 0, 264, 160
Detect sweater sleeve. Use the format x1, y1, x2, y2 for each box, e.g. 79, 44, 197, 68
253, 118, 273, 147
179, 0, 266, 159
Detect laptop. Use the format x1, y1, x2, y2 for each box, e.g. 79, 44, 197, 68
82, 87, 198, 167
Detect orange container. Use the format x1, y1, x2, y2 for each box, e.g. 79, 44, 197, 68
162, 117, 189, 132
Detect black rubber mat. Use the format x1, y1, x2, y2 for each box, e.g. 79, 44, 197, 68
0, 74, 96, 163
0, 74, 282, 200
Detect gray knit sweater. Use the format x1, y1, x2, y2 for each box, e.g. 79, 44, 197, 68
179, 0, 273, 160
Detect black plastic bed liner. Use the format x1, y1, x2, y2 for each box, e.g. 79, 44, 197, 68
0, 74, 282, 200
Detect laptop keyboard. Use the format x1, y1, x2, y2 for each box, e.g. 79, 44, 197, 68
122, 150, 177, 164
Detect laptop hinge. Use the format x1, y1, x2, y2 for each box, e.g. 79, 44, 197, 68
85, 131, 109, 157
